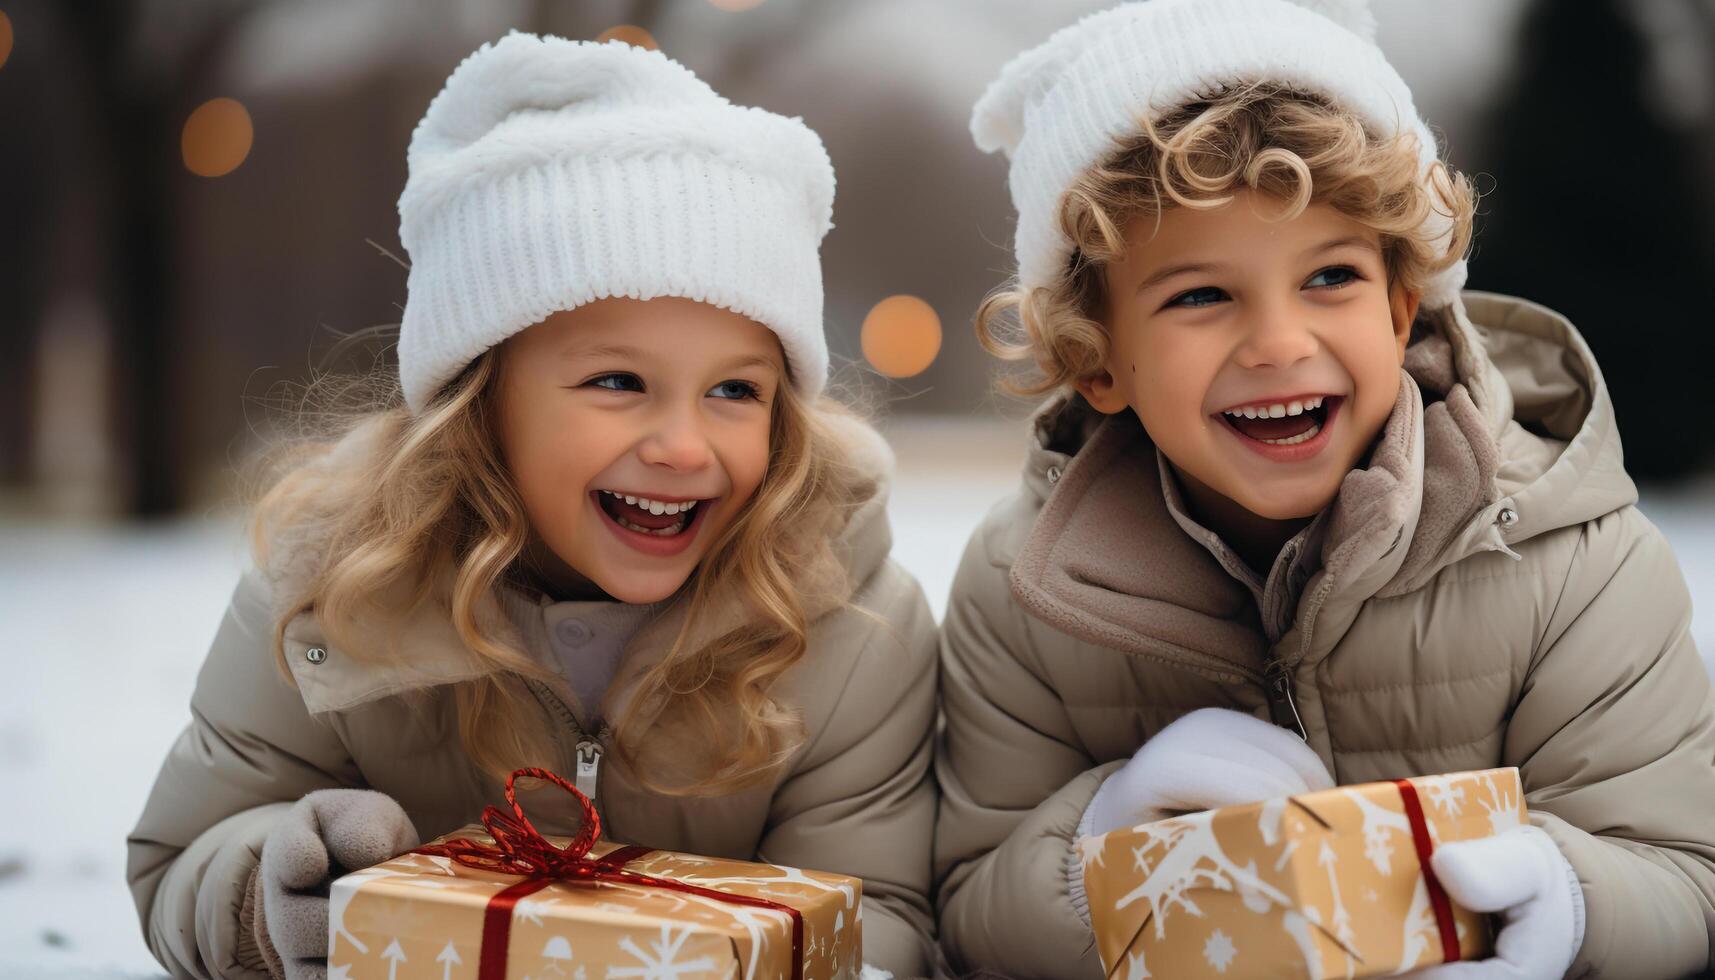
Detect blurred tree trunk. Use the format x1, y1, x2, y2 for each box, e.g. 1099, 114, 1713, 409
58, 0, 245, 516
0, 4, 50, 487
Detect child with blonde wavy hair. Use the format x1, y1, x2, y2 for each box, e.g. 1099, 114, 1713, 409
935, 1, 1715, 977
127, 34, 936, 980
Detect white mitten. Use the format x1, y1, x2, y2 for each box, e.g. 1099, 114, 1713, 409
1083, 707, 1334, 838
1407, 825, 1584, 980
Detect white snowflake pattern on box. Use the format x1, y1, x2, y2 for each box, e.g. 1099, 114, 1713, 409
329, 830, 861, 980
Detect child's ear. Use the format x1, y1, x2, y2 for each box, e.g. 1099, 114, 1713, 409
1390, 283, 1422, 363
1073, 368, 1131, 415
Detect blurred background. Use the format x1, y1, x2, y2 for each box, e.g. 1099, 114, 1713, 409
1, 0, 1711, 974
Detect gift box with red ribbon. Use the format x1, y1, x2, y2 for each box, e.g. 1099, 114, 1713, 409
327, 768, 862, 980
1078, 767, 1527, 979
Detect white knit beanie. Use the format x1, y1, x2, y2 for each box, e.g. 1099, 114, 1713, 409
396, 32, 835, 412
973, 0, 1467, 308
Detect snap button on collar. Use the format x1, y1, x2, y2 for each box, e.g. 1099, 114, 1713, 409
305, 646, 327, 665
555, 619, 593, 648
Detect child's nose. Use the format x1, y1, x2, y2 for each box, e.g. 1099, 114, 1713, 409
637, 408, 715, 472
1234, 307, 1319, 370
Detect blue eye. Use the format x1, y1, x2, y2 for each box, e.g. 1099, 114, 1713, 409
708, 380, 763, 401
587, 373, 644, 392
1306, 266, 1360, 289
1166, 286, 1227, 309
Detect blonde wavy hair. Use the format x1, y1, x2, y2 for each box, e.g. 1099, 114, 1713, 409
977, 83, 1477, 396
245, 336, 870, 795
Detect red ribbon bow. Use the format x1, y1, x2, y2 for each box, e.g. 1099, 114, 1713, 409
412, 766, 806, 980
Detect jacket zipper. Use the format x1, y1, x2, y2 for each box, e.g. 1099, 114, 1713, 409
1264, 658, 1308, 740
1261, 575, 1337, 742
573, 730, 605, 802
524, 678, 608, 811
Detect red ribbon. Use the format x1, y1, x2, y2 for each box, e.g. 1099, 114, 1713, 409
413, 767, 805, 980
1395, 778, 1461, 964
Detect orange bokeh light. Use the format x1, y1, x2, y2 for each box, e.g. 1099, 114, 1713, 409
182, 98, 253, 178
596, 25, 659, 51
861, 295, 942, 379
0, 11, 14, 71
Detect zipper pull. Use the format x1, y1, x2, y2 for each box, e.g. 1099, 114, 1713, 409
1265, 660, 1309, 741
574, 737, 603, 804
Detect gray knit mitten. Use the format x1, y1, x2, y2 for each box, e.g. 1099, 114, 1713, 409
254, 789, 420, 980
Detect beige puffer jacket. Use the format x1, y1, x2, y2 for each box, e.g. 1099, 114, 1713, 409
934, 292, 1715, 979
126, 418, 939, 979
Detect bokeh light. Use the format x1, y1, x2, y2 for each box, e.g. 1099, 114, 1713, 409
0, 10, 14, 72
861, 295, 942, 379
708, 0, 767, 11
181, 98, 253, 178
596, 25, 659, 51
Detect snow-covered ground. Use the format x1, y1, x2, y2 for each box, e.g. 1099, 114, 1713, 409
1, 418, 1710, 978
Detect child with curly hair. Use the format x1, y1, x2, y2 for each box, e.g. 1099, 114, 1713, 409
934, 2, 1715, 977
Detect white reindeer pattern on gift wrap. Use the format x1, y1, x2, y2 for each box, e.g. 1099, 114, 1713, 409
1342, 791, 1452, 972
1081, 770, 1528, 979
1349, 789, 1412, 875
1113, 816, 1296, 940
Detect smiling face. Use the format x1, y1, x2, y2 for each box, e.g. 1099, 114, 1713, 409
1076, 189, 1420, 522
496, 296, 784, 604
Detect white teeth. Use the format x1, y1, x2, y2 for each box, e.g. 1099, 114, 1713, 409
1257, 421, 1323, 445
616, 516, 687, 536
601, 490, 699, 515
1225, 396, 1330, 420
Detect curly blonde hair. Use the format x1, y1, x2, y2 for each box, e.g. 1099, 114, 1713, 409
245, 338, 870, 795
976, 83, 1477, 396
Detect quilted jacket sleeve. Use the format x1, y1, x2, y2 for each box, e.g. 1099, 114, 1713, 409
933, 506, 1119, 979
127, 568, 361, 978
758, 558, 940, 977
1506, 506, 1715, 979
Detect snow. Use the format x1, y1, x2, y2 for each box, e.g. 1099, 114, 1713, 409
1, 418, 1709, 978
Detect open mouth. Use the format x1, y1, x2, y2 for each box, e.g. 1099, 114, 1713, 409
1217, 395, 1342, 450
594, 490, 708, 538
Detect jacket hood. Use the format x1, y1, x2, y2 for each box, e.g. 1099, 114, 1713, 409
259, 410, 898, 716
1426, 291, 1635, 573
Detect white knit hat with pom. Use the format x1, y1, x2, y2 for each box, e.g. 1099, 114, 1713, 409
972, 0, 1467, 308
397, 32, 835, 412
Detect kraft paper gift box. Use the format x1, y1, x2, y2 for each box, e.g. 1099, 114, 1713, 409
327, 768, 862, 980
1079, 767, 1527, 979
